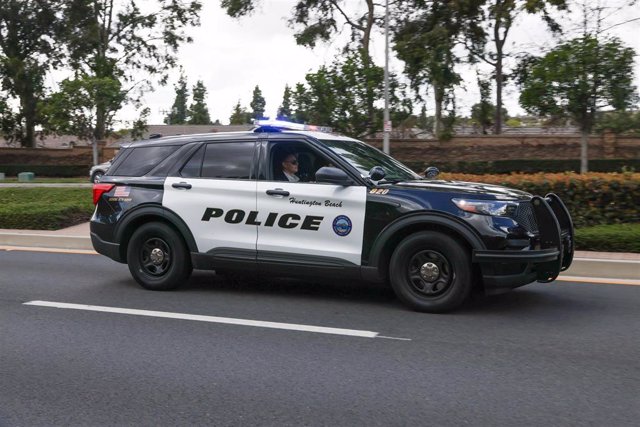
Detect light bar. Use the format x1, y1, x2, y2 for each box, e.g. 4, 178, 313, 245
254, 119, 332, 133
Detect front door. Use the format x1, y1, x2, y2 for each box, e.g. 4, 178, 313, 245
256, 141, 367, 266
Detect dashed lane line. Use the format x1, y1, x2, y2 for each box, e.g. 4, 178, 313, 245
23, 300, 411, 340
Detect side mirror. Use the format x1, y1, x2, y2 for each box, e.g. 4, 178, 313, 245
316, 167, 353, 186
424, 166, 440, 179
369, 166, 386, 181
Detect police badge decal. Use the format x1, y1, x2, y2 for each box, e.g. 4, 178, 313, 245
332, 215, 352, 236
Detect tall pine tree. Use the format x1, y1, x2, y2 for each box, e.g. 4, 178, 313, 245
164, 73, 188, 125
277, 84, 293, 120
229, 100, 250, 124
188, 80, 211, 124
250, 85, 266, 120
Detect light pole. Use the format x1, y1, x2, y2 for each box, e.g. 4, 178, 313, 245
382, 0, 390, 154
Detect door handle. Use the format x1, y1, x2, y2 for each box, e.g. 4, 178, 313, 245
266, 189, 290, 197
172, 182, 192, 190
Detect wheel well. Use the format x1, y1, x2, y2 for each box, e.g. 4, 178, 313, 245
375, 223, 484, 292
118, 215, 187, 261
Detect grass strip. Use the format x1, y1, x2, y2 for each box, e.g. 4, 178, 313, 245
0, 188, 93, 230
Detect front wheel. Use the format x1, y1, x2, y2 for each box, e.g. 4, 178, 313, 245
389, 231, 472, 313
127, 222, 192, 290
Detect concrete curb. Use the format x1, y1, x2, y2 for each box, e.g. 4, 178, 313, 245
0, 231, 637, 281
565, 257, 639, 281
0, 233, 94, 251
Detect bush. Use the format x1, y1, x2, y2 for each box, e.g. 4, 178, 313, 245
0, 188, 93, 230
575, 224, 640, 253
440, 172, 640, 228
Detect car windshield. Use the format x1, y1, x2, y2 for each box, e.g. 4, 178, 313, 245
320, 138, 421, 182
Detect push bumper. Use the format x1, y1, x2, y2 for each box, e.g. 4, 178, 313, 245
472, 193, 574, 294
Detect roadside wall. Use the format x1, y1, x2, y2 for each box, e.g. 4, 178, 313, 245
0, 134, 638, 175
0, 142, 117, 167
364, 134, 639, 163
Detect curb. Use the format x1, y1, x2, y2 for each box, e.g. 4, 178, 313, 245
564, 257, 639, 281
0, 233, 94, 251
1, 232, 638, 281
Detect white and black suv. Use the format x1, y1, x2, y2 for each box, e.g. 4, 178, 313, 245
91, 121, 574, 312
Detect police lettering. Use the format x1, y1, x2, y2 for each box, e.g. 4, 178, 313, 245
201, 208, 323, 231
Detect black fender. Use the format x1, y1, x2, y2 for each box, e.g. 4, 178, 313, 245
114, 204, 199, 257
363, 211, 486, 282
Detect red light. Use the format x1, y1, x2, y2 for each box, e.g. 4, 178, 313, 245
93, 183, 115, 205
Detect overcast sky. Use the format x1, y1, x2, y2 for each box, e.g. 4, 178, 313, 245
127, 0, 640, 126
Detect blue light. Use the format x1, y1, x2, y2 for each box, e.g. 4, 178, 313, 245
253, 119, 333, 133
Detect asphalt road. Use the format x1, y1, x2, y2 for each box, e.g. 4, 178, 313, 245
1, 250, 639, 426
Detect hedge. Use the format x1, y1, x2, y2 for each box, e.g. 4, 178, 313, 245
575, 224, 640, 253
0, 188, 93, 230
405, 159, 640, 175
439, 172, 640, 228
0, 164, 88, 177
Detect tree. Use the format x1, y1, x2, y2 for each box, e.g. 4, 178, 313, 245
229, 100, 251, 124
63, 0, 202, 141
462, 0, 568, 134
0, 0, 63, 147
131, 107, 150, 140
594, 110, 640, 135
291, 49, 412, 138
188, 80, 211, 124
249, 85, 266, 120
164, 72, 189, 125
277, 84, 293, 120
518, 36, 637, 173
221, 0, 383, 134
393, 0, 470, 139
43, 73, 125, 164
470, 74, 507, 134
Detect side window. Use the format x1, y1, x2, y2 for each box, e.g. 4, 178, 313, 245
201, 141, 255, 179
111, 145, 177, 176
269, 142, 336, 183
180, 145, 205, 177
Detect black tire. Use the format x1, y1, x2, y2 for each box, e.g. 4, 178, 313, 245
389, 231, 472, 313
91, 171, 104, 183
127, 222, 192, 291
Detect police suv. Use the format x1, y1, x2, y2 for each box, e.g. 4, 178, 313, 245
91, 120, 574, 312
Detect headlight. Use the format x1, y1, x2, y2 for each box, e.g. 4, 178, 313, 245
452, 198, 519, 217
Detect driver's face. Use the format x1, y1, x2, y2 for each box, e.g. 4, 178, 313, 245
282, 155, 299, 174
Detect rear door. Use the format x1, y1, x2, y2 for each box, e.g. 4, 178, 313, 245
163, 140, 258, 254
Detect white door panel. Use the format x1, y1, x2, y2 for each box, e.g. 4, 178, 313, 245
164, 177, 257, 253
256, 181, 367, 265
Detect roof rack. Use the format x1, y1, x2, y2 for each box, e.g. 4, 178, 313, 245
253, 119, 332, 133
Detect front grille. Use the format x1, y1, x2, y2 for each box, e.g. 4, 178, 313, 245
511, 201, 538, 234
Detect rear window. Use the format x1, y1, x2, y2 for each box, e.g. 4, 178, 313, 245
110, 145, 177, 177
200, 142, 255, 179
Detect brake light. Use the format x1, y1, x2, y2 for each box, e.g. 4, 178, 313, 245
93, 183, 115, 205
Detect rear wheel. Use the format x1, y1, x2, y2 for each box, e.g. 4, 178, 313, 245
127, 222, 192, 290
389, 231, 472, 313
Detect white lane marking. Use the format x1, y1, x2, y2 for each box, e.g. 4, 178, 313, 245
556, 276, 640, 286
24, 300, 410, 340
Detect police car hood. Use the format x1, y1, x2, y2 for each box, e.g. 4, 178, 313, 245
392, 180, 532, 200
